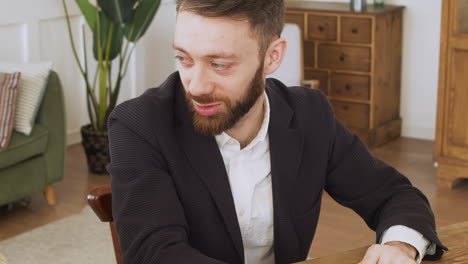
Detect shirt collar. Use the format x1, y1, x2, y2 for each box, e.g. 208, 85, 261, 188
215, 91, 270, 150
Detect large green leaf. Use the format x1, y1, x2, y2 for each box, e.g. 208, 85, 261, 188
75, 0, 98, 30
97, 0, 136, 24
93, 11, 123, 61
124, 0, 161, 42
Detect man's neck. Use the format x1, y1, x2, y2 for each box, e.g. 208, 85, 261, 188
225, 93, 266, 149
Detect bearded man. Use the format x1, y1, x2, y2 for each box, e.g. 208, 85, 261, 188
107, 1, 446, 263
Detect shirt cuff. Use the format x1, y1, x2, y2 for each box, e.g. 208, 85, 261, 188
380, 225, 430, 264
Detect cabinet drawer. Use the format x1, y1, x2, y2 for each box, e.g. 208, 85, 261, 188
331, 101, 369, 129
308, 15, 337, 41
305, 69, 329, 95
304, 41, 315, 67
330, 73, 370, 100
349, 127, 370, 145
318, 44, 371, 72
285, 13, 305, 37
341, 17, 372, 44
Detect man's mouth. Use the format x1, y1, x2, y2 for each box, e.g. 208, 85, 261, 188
193, 102, 222, 116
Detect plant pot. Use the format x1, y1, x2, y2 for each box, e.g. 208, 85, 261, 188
80, 124, 110, 174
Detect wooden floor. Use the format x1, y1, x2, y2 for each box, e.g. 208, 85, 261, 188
0, 138, 467, 259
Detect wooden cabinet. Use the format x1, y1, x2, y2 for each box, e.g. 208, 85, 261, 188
435, 0, 468, 188
285, 2, 404, 147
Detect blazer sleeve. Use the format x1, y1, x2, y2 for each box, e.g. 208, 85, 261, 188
318, 93, 447, 260
107, 114, 227, 264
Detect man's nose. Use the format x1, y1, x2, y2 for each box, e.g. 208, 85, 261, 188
189, 66, 215, 97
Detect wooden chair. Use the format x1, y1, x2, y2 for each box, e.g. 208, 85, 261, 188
87, 185, 123, 264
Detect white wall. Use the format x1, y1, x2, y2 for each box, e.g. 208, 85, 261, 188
389, 0, 442, 140
0, 0, 177, 145
302, 0, 443, 140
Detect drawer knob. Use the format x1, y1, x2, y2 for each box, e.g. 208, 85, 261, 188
339, 55, 346, 62
345, 84, 352, 90
318, 25, 325, 32
343, 105, 349, 111
352, 28, 359, 33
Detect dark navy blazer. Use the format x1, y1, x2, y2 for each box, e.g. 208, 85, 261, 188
107, 72, 445, 264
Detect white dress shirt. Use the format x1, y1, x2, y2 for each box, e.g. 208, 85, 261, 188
215, 92, 432, 264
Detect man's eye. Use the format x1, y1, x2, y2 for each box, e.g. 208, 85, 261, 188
175, 55, 187, 62
175, 55, 193, 67
212, 63, 227, 70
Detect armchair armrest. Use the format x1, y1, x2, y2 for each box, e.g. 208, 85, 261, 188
36, 71, 66, 184
87, 185, 113, 222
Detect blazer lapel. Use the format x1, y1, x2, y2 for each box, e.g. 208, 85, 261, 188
173, 77, 305, 263
266, 82, 305, 263
174, 83, 245, 262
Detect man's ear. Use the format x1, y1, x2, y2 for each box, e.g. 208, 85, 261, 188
263, 37, 287, 76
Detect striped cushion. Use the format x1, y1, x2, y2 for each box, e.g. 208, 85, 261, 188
0, 72, 21, 150
0, 253, 7, 264
0, 253, 8, 264
0, 62, 52, 136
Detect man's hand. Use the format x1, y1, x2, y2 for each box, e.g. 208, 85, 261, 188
359, 241, 418, 264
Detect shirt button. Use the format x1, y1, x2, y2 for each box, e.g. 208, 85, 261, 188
239, 211, 245, 217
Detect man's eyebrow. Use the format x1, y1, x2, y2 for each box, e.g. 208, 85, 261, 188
172, 43, 239, 59
172, 43, 189, 54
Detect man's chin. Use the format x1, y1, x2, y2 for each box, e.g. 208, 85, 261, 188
192, 113, 230, 136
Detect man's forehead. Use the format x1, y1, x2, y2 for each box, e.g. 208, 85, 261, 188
174, 12, 258, 59
176, 11, 251, 28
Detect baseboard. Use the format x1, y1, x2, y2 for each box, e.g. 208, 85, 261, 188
67, 130, 81, 146
401, 125, 435, 140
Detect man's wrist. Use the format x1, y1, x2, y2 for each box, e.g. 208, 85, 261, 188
380, 225, 430, 263
384, 241, 418, 260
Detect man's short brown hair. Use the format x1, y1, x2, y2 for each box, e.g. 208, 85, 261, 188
176, 0, 285, 58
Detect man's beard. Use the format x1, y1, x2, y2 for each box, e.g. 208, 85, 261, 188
185, 65, 265, 136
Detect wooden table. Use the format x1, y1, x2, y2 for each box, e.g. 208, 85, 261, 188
296, 221, 468, 264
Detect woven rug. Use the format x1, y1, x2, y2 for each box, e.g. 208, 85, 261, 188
0, 206, 114, 263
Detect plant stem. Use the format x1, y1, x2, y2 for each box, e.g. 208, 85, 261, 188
98, 22, 114, 131
63, 0, 99, 128
86, 94, 97, 129
92, 66, 99, 94
114, 0, 124, 24
121, 25, 134, 68
82, 24, 98, 129
96, 9, 105, 131
122, 44, 136, 77
62, 0, 85, 76
108, 62, 112, 99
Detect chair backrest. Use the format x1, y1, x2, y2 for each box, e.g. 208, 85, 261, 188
268, 23, 304, 86
87, 185, 123, 264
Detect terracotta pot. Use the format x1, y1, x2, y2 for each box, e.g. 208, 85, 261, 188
80, 124, 110, 174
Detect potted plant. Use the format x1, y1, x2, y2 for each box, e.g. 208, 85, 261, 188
63, 0, 161, 173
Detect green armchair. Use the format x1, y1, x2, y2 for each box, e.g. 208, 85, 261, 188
0, 71, 66, 206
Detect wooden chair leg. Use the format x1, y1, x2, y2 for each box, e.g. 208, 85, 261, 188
110, 223, 123, 264
44, 184, 56, 205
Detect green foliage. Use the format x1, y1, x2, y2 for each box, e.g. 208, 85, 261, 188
98, 0, 136, 24
124, 0, 162, 42
75, 0, 97, 30
62, 0, 160, 131
93, 11, 123, 61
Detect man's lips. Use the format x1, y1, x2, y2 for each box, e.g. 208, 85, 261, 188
193, 102, 222, 116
